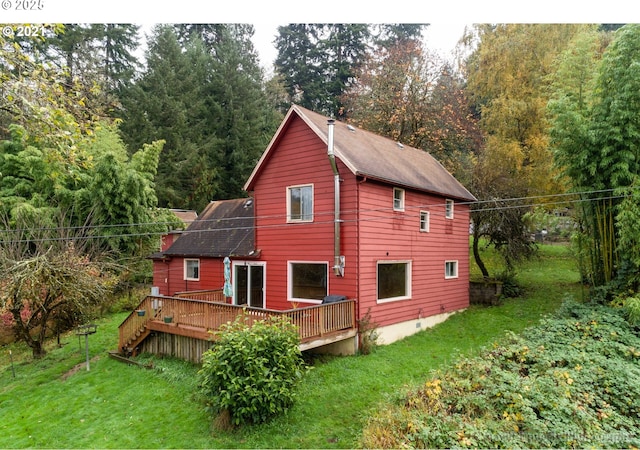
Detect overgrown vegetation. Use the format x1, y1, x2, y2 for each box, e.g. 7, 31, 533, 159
198, 314, 307, 428
549, 24, 640, 293
0, 215, 118, 358
356, 308, 379, 355
362, 300, 640, 448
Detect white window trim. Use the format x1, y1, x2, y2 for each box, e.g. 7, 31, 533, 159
376, 260, 412, 303
184, 258, 200, 281
445, 199, 455, 219
420, 210, 430, 232
287, 184, 314, 223
393, 187, 405, 211
445, 260, 459, 279
287, 260, 329, 304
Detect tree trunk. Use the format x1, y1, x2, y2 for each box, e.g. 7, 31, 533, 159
32, 341, 47, 359
11, 314, 48, 359
11, 303, 50, 359
472, 230, 490, 279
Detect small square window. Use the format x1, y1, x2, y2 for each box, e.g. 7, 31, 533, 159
445, 199, 454, 219
445, 260, 458, 279
393, 188, 405, 211
420, 211, 430, 232
185, 259, 200, 281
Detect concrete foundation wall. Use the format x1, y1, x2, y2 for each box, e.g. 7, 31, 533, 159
376, 310, 461, 346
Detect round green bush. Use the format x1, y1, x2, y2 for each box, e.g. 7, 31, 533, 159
198, 314, 307, 426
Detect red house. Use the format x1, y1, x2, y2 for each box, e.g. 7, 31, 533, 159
147, 105, 476, 351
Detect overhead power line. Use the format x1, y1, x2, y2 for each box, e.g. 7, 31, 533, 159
0, 187, 629, 243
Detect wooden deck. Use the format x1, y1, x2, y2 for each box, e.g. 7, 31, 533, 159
118, 291, 357, 362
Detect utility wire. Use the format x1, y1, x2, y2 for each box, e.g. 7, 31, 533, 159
0, 187, 628, 243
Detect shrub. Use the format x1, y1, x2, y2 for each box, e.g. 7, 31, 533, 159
496, 271, 523, 298
358, 308, 379, 355
362, 300, 640, 448
198, 313, 308, 427
622, 294, 640, 326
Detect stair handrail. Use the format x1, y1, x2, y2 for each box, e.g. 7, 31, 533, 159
118, 295, 162, 352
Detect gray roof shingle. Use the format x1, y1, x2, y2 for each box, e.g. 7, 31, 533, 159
295, 105, 477, 202
157, 198, 255, 258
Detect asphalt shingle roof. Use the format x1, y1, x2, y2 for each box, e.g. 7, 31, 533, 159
158, 198, 255, 258
245, 104, 476, 202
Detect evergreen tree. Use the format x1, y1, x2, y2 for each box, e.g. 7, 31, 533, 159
95, 24, 141, 93
119, 24, 279, 210
371, 24, 426, 48
37, 24, 140, 114
206, 25, 279, 200
275, 24, 426, 117
119, 25, 213, 209
322, 24, 369, 119
275, 24, 326, 112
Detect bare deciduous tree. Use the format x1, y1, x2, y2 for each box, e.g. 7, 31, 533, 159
0, 214, 115, 358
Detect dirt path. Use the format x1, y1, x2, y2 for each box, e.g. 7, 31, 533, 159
61, 355, 100, 380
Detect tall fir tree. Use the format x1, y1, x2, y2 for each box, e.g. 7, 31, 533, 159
119, 25, 213, 209
275, 24, 425, 118
119, 24, 279, 211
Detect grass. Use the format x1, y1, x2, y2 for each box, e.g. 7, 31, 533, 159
0, 243, 581, 448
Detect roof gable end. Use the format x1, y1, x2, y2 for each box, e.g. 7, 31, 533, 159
245, 104, 476, 202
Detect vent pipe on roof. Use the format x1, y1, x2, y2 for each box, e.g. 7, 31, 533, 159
328, 119, 345, 277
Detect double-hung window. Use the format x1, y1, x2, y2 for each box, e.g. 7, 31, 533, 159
287, 184, 313, 222
445, 199, 454, 219
420, 210, 430, 232
184, 259, 200, 281
393, 187, 405, 211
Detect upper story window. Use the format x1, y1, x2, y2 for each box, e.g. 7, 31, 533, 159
393, 187, 405, 211
184, 258, 200, 281
420, 210, 430, 232
445, 199, 454, 219
287, 184, 313, 222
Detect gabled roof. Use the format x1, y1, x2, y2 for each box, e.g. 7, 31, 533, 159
153, 198, 255, 259
169, 209, 198, 227
244, 104, 476, 202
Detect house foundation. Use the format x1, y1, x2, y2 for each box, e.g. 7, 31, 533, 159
375, 310, 462, 345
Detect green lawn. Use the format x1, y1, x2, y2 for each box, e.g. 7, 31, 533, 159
0, 243, 581, 448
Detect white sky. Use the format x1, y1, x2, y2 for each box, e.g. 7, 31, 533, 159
3, 1, 638, 69
252, 23, 469, 69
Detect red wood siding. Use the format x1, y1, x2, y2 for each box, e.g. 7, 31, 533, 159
248, 114, 470, 324
250, 116, 358, 310
160, 234, 173, 251
152, 257, 225, 296
355, 180, 470, 328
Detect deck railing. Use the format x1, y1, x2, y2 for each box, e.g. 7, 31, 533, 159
118, 296, 157, 352
174, 289, 227, 303
118, 295, 356, 352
